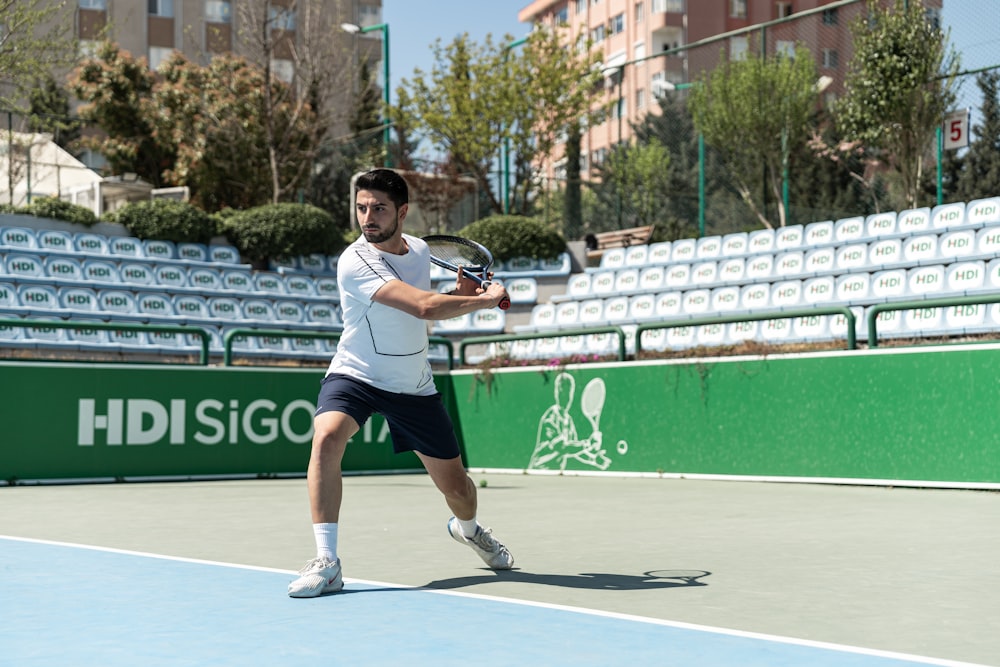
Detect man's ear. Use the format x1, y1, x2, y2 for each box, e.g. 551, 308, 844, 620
397, 202, 408, 222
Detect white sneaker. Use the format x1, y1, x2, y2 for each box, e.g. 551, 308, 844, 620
288, 557, 343, 597
447, 517, 514, 570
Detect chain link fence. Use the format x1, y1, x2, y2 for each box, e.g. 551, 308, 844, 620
576, 0, 999, 243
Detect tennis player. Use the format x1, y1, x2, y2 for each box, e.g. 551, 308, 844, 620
288, 168, 513, 597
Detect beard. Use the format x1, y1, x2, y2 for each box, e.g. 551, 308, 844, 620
362, 217, 399, 244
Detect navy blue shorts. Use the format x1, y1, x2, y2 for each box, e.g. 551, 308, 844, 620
315, 373, 461, 459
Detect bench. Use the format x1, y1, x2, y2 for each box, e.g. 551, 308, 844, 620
584, 225, 655, 261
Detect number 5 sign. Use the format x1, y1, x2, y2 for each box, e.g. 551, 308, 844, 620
943, 109, 970, 150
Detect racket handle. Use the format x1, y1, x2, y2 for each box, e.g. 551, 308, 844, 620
481, 279, 510, 310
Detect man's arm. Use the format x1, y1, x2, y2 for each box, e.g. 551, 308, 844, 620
372, 269, 508, 321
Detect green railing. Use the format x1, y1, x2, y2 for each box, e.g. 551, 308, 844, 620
458, 326, 627, 366
867, 293, 1000, 348
0, 317, 212, 365
223, 328, 456, 369
635, 306, 858, 354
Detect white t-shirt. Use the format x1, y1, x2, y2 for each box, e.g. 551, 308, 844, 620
325, 234, 436, 395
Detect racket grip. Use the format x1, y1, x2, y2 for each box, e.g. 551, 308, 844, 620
481, 278, 510, 310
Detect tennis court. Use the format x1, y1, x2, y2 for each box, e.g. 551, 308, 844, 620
2, 474, 997, 666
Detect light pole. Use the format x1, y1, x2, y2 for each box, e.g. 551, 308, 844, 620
501, 36, 528, 214
341, 22, 391, 167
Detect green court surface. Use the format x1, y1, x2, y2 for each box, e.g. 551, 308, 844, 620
1, 474, 997, 665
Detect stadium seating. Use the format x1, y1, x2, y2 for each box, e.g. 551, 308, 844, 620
513, 196, 1000, 358
0, 225, 343, 360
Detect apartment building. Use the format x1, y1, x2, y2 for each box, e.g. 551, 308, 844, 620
517, 0, 942, 179
33, 1, 384, 158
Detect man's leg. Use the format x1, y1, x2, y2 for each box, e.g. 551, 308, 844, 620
417, 453, 478, 520
288, 410, 359, 598
419, 453, 514, 570
308, 410, 359, 523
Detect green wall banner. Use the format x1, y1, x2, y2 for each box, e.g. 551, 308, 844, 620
0, 363, 422, 482
3, 345, 1000, 488
448, 346, 1000, 487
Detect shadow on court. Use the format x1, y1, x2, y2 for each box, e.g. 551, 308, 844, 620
422, 568, 711, 591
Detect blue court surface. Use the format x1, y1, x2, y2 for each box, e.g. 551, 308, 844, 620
1, 536, 983, 667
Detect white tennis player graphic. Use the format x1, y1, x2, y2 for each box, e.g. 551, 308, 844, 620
528, 373, 627, 471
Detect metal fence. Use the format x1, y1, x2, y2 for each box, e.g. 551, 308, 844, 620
577, 0, 1000, 242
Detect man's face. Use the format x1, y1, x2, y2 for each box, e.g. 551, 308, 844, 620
355, 188, 406, 245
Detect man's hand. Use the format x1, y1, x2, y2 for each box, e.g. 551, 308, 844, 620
453, 266, 481, 296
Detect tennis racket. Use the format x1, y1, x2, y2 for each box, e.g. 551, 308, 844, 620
581, 378, 606, 434
422, 234, 510, 310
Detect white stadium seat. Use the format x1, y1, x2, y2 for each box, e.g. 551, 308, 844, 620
804, 221, 834, 247
865, 211, 897, 238
833, 216, 865, 243
108, 237, 144, 258
931, 202, 965, 230
0, 227, 39, 249
896, 207, 931, 235
774, 225, 804, 250
721, 232, 749, 257
965, 197, 1000, 227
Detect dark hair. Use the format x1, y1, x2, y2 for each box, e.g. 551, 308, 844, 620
354, 169, 409, 208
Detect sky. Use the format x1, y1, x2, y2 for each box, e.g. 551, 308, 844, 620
382, 1, 532, 93
381, 0, 999, 136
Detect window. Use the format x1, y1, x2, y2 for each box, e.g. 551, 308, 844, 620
636, 87, 646, 110
576, 0, 587, 15
653, 0, 683, 11
555, 7, 568, 24
729, 36, 748, 60
590, 24, 605, 44
821, 8, 838, 25
822, 48, 839, 69
635, 2, 644, 23
359, 4, 381, 26
776, 40, 795, 58
148, 0, 173, 17
79, 40, 101, 58
730, 0, 747, 18
271, 59, 294, 83
609, 13, 624, 35
205, 0, 231, 23
78, 0, 106, 8
925, 8, 941, 30
269, 5, 296, 30
148, 46, 173, 70
729, 36, 749, 60
775, 2, 792, 18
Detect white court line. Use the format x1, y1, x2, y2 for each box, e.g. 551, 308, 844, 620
1, 534, 988, 667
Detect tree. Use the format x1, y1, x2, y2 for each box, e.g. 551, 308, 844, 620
155, 52, 293, 211
689, 43, 821, 228
835, 0, 958, 210
632, 93, 714, 239
0, 0, 77, 111
397, 27, 603, 216
27, 75, 82, 151
589, 140, 672, 232
954, 71, 1000, 201
69, 42, 174, 186
232, 0, 352, 204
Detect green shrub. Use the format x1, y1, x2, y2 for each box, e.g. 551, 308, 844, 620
110, 199, 217, 244
25, 197, 98, 226
221, 203, 345, 267
459, 215, 566, 262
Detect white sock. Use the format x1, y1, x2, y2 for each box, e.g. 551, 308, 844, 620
458, 517, 480, 538
313, 523, 338, 561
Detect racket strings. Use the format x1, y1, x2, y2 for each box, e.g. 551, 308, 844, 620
425, 242, 490, 270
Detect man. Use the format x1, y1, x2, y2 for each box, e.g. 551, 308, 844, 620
288, 169, 514, 598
